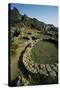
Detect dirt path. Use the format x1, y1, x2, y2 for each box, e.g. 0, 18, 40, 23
18, 43, 31, 79
10, 37, 32, 81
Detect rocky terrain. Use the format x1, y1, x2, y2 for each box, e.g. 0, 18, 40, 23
9, 7, 58, 86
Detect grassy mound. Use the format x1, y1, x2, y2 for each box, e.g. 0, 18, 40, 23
31, 40, 58, 64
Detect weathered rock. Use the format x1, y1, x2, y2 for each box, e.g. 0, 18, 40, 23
40, 64, 48, 76
40, 64, 46, 71
39, 69, 43, 74
49, 70, 56, 78
46, 64, 52, 72
50, 64, 58, 73
55, 63, 58, 67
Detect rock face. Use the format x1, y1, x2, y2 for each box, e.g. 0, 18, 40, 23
9, 7, 22, 25
9, 7, 58, 32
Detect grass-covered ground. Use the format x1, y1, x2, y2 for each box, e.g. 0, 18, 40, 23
31, 40, 58, 64
9, 7, 58, 86
10, 26, 58, 86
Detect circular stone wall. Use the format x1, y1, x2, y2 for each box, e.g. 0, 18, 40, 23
23, 39, 58, 79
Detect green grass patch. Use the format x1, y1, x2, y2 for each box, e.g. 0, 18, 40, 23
30, 40, 58, 64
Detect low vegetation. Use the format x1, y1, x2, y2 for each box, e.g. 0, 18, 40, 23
31, 40, 58, 64
9, 7, 58, 86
